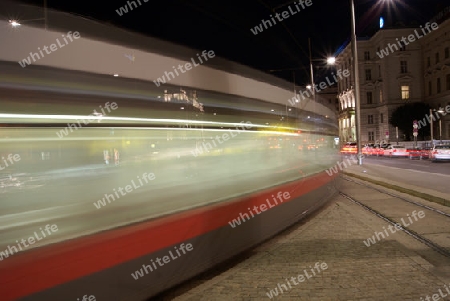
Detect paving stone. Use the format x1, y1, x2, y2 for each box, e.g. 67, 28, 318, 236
169, 191, 450, 301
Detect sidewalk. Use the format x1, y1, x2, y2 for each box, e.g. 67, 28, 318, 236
164, 179, 450, 300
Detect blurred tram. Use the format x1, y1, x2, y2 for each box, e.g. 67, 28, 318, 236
0, 63, 339, 300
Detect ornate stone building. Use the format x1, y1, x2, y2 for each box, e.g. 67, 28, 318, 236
336, 10, 449, 144
421, 11, 450, 141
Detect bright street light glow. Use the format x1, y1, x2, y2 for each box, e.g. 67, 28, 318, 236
9, 20, 21, 27
306, 85, 312, 90
327, 57, 336, 65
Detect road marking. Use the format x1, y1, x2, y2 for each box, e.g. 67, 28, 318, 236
369, 165, 450, 178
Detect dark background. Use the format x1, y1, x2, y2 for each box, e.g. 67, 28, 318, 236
10, 0, 446, 84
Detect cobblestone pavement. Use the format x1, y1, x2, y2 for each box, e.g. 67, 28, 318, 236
164, 179, 450, 301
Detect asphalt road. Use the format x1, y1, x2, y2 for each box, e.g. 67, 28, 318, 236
343, 155, 450, 200
361, 155, 450, 176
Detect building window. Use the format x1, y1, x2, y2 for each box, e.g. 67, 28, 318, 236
436, 52, 440, 64
401, 85, 410, 100
437, 78, 441, 94
429, 81, 432, 96
365, 69, 372, 81
364, 51, 370, 60
368, 131, 374, 141
446, 47, 449, 59
368, 115, 374, 124
401, 85, 410, 99
379, 89, 383, 103
447, 74, 450, 90
366, 92, 373, 104
400, 61, 408, 73
380, 113, 384, 124
400, 44, 406, 51
427, 57, 431, 67
378, 65, 381, 77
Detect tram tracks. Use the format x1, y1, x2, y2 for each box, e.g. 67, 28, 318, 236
339, 175, 450, 258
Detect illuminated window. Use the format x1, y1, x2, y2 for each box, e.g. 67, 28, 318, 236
401, 85, 410, 100
368, 115, 374, 124
368, 131, 374, 141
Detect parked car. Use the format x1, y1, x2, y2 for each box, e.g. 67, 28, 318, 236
370, 144, 383, 156
340, 142, 357, 155
375, 144, 389, 156
420, 147, 432, 159
430, 145, 450, 162
383, 145, 408, 157
362, 144, 375, 155
408, 147, 421, 160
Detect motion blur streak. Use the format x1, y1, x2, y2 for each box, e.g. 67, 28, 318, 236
0, 113, 272, 128
0, 9, 338, 297
0, 60, 339, 300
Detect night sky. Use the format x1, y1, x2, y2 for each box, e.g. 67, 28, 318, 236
14, 0, 445, 84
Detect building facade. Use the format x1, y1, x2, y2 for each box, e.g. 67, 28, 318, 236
336, 14, 450, 145
421, 14, 450, 142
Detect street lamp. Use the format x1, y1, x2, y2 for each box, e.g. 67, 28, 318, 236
348, 0, 397, 164
430, 108, 445, 145
268, 51, 334, 127
8, 0, 48, 29
9, 17, 47, 30
308, 38, 336, 102
349, 0, 362, 165
9, 20, 21, 27
327, 57, 336, 65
